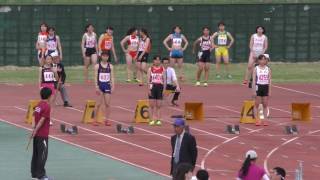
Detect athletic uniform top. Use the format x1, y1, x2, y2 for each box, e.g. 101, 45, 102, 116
252, 33, 267, 52
215, 31, 229, 46
97, 62, 111, 86
171, 33, 183, 49
41, 65, 55, 84
255, 66, 270, 85
128, 35, 139, 50
200, 36, 212, 51
47, 35, 57, 51
138, 37, 151, 53
37, 32, 48, 44
84, 32, 97, 48
150, 66, 165, 85
34, 101, 50, 137
100, 33, 113, 51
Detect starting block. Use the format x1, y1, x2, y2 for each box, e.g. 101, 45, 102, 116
292, 103, 311, 122
184, 102, 204, 121
116, 124, 134, 134
240, 100, 256, 124
226, 125, 240, 134
82, 100, 104, 124
60, 124, 78, 135
25, 100, 40, 124
285, 125, 298, 135
134, 100, 150, 123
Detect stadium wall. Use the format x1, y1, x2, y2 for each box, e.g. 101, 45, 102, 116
0, 4, 319, 66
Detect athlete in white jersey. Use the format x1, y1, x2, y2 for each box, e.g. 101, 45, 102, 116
81, 24, 98, 84
192, 27, 213, 87
252, 54, 272, 126
35, 23, 48, 66
244, 26, 268, 85
163, 26, 189, 81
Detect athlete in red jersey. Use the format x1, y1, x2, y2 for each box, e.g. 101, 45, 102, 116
35, 23, 48, 66
120, 27, 139, 83
147, 55, 166, 126
98, 26, 118, 64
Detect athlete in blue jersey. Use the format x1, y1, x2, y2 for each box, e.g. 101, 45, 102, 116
163, 26, 189, 81
93, 51, 115, 126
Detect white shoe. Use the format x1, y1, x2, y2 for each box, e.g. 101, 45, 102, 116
195, 81, 200, 86
50, 121, 53, 126
203, 82, 208, 87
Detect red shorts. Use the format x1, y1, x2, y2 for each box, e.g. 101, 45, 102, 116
41, 83, 56, 95
128, 51, 137, 59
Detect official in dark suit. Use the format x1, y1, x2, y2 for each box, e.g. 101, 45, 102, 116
170, 118, 198, 177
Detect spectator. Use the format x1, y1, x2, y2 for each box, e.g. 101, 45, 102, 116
237, 150, 269, 180
173, 163, 194, 180
270, 167, 286, 180
196, 169, 209, 180
170, 118, 198, 177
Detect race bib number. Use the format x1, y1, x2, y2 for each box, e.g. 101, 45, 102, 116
43, 72, 54, 82
38, 35, 47, 43
86, 39, 95, 48
218, 34, 227, 45
258, 75, 269, 82
173, 38, 182, 47
131, 40, 138, 48
151, 74, 163, 84
99, 73, 110, 82
104, 41, 112, 50
47, 41, 56, 50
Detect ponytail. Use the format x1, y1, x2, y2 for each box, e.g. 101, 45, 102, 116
240, 156, 253, 178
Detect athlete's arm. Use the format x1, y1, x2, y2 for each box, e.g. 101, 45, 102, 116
262, 174, 270, 180
269, 68, 272, 97
56, 35, 63, 61
227, 32, 234, 48
120, 36, 129, 53
38, 67, 42, 89
163, 34, 172, 51
94, 34, 98, 53
181, 35, 189, 51
81, 34, 86, 58
31, 117, 46, 138
111, 38, 118, 63
147, 68, 152, 96
249, 35, 254, 52
192, 38, 201, 54
97, 34, 104, 55
211, 32, 218, 48
252, 68, 257, 97
263, 36, 268, 53
94, 64, 99, 91
111, 64, 115, 92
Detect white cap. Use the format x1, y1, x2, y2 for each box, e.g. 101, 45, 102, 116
245, 150, 258, 159
263, 54, 270, 59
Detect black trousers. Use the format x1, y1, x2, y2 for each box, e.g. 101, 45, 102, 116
166, 84, 180, 102
31, 136, 48, 178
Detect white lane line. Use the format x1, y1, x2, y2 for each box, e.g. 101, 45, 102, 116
200, 128, 263, 169
0, 117, 171, 178
272, 85, 320, 98
68, 106, 210, 151
14, 106, 171, 158
115, 105, 230, 140
264, 129, 320, 175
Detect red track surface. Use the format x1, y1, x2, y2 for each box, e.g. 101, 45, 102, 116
1, 83, 320, 179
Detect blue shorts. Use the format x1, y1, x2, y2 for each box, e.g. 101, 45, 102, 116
170, 49, 183, 59
99, 83, 111, 94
